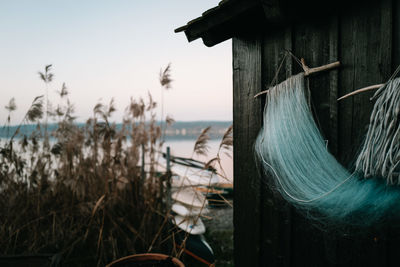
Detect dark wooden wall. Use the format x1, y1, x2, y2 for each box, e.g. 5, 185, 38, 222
233, 1, 400, 266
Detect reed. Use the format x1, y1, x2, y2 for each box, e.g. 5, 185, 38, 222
0, 65, 233, 266
0, 67, 171, 266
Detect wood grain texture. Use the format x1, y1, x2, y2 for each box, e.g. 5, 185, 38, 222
259, 26, 293, 267
338, 2, 392, 165
328, 17, 339, 156
387, 1, 400, 263
232, 0, 400, 266
291, 17, 339, 267
232, 35, 262, 267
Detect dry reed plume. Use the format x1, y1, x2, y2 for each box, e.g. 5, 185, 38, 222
0, 64, 233, 266
0, 66, 172, 266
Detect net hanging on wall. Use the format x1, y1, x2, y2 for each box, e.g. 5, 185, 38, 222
255, 72, 400, 226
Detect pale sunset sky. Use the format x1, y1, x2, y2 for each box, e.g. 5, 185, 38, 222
0, 1, 232, 124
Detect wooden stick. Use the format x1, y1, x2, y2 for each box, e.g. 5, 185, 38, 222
337, 84, 385, 101
304, 61, 340, 76
254, 89, 271, 98
254, 60, 341, 98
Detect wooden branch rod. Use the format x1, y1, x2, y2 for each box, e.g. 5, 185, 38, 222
337, 84, 385, 101
304, 61, 340, 76
254, 61, 340, 98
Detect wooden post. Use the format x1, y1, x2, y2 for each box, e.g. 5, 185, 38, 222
141, 143, 145, 184
166, 147, 172, 209
233, 36, 262, 267
166, 147, 171, 173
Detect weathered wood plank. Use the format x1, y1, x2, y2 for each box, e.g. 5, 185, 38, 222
328, 16, 339, 156
231, 1, 400, 266
385, 0, 400, 264
338, 2, 392, 165
233, 35, 262, 267
291, 17, 339, 267
336, 1, 392, 265
392, 0, 400, 70
259, 26, 293, 267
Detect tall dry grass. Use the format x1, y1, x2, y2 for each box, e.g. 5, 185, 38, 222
0, 66, 174, 266
0, 64, 233, 266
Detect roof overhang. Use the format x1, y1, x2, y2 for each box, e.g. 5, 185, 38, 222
175, 0, 364, 47
175, 0, 283, 47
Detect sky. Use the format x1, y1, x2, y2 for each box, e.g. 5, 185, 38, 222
0, 0, 232, 125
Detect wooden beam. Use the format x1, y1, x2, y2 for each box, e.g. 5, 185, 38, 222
233, 36, 262, 267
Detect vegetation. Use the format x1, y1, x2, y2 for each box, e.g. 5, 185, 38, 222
0, 65, 232, 266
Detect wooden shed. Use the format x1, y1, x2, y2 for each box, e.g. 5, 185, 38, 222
176, 0, 400, 266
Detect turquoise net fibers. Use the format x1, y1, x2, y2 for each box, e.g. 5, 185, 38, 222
255, 73, 400, 226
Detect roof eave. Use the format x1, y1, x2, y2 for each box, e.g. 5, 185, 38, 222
175, 0, 268, 47
175, 0, 366, 47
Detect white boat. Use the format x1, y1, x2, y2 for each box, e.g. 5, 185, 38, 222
171, 203, 209, 217
160, 153, 220, 186
171, 188, 208, 208
171, 164, 219, 186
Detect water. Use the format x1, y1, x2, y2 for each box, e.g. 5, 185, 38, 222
0, 137, 233, 183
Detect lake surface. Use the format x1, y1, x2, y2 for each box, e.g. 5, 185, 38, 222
0, 137, 233, 183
